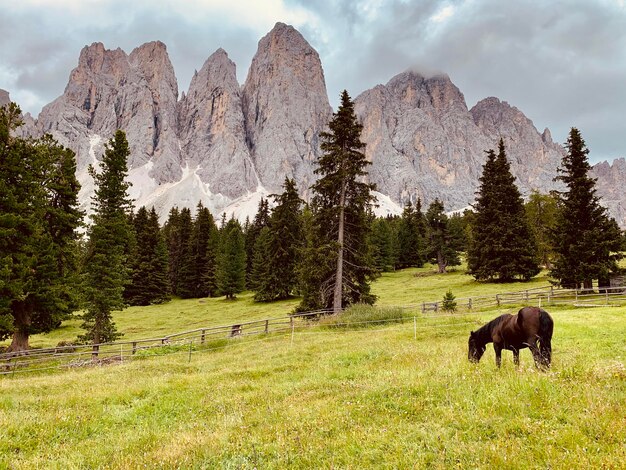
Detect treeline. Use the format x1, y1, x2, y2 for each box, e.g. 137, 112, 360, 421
2, 97, 625, 353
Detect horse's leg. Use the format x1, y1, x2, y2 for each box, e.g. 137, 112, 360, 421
512, 348, 520, 367
526, 340, 542, 368
494, 344, 502, 368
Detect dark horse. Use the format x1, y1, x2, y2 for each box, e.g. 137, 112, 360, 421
468, 306, 553, 369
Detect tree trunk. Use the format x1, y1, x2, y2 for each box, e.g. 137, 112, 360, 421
583, 279, 593, 291
8, 302, 31, 352
333, 180, 347, 314
437, 250, 447, 274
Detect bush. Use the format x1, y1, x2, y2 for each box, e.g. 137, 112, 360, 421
442, 290, 457, 312
321, 304, 407, 328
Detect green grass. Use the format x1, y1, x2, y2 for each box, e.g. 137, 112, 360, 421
1, 266, 625, 468
1, 306, 624, 469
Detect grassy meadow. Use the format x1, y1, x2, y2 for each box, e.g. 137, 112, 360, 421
1, 266, 625, 468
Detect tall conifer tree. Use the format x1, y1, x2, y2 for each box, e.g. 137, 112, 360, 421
396, 200, 426, 269
298, 90, 377, 312
425, 199, 460, 273
126, 206, 170, 305
467, 139, 540, 281
1, 104, 82, 351
217, 218, 246, 299
81, 130, 133, 344
551, 128, 623, 289
253, 177, 304, 301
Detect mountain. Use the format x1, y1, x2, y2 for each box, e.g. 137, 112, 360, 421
591, 158, 626, 227
3, 23, 625, 226
242, 22, 333, 199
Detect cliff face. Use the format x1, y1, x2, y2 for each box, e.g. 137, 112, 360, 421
592, 158, 626, 227
7, 23, 625, 225
242, 22, 333, 198
177, 48, 257, 199
354, 72, 566, 210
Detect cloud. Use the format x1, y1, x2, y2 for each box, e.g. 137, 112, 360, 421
0, 0, 624, 162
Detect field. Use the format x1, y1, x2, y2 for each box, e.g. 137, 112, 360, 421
1, 266, 625, 469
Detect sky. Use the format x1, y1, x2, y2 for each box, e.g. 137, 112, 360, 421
1, 0, 625, 164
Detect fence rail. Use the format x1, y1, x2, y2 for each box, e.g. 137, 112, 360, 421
2, 286, 625, 376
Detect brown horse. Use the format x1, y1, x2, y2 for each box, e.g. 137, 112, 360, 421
468, 306, 553, 369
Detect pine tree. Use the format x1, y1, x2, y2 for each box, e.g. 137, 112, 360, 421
245, 198, 270, 287
551, 128, 623, 289
125, 207, 170, 305
173, 207, 194, 297
81, 130, 133, 344
396, 200, 426, 269
0, 104, 82, 351
525, 190, 559, 269
217, 218, 246, 299
298, 90, 377, 312
178, 203, 218, 298
425, 199, 461, 273
467, 139, 540, 282
253, 177, 304, 301
370, 217, 396, 272
163, 207, 182, 295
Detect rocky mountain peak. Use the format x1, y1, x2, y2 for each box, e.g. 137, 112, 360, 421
0, 88, 10, 107
242, 21, 332, 195
177, 46, 257, 200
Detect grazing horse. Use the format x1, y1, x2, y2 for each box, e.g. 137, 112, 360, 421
468, 306, 553, 369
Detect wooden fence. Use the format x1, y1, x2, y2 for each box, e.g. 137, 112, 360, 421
2, 286, 625, 376
414, 285, 626, 314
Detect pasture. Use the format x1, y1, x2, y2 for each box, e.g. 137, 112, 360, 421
1, 267, 625, 468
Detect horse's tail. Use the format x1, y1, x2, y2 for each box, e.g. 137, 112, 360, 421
537, 308, 553, 368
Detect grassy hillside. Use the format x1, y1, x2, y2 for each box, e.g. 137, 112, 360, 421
1, 305, 625, 468
1, 265, 626, 468
3, 263, 555, 349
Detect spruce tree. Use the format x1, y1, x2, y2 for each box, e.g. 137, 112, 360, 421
551, 128, 623, 289
216, 218, 246, 299
125, 206, 170, 305
396, 200, 426, 269
298, 90, 377, 313
253, 177, 304, 301
163, 207, 182, 295
178, 203, 218, 298
425, 199, 461, 273
370, 217, 396, 272
467, 139, 540, 282
525, 190, 559, 269
245, 198, 270, 286
81, 130, 133, 344
1, 104, 82, 351
172, 207, 194, 297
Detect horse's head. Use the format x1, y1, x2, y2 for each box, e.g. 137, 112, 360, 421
468, 331, 486, 363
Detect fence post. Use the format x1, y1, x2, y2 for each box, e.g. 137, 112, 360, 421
132, 342, 137, 355
161, 337, 167, 345
468, 298, 472, 311
290, 318, 295, 346
422, 302, 426, 314
188, 341, 193, 363
201, 330, 206, 345
265, 320, 269, 334
525, 290, 529, 302
92, 344, 99, 359
496, 294, 500, 307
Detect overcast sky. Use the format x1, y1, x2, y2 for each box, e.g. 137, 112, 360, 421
1, 0, 624, 163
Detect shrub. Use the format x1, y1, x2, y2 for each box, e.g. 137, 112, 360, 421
321, 304, 406, 328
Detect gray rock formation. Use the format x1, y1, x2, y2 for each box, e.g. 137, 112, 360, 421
354, 71, 566, 212
0, 89, 9, 107
242, 22, 333, 197
178, 48, 257, 199
9, 23, 626, 226
37, 41, 180, 179
592, 158, 626, 228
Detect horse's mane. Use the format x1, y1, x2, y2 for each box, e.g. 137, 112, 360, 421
474, 314, 510, 343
